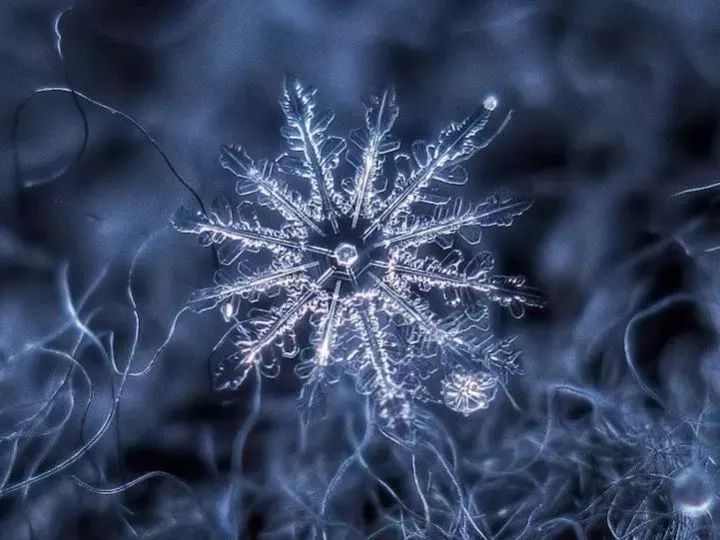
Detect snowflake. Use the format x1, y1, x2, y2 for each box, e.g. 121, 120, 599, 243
174, 79, 542, 428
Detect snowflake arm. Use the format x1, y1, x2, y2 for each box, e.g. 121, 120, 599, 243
314, 279, 342, 365
346, 87, 400, 228
362, 98, 512, 240
215, 268, 334, 390
292, 279, 343, 419
354, 303, 396, 395
369, 272, 454, 344
220, 144, 324, 235
186, 261, 320, 313
350, 301, 412, 427
380, 251, 545, 316
244, 267, 334, 359
371, 271, 522, 378
173, 200, 331, 256
277, 78, 346, 232
374, 193, 531, 250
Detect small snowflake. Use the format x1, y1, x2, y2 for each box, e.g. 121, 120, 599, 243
441, 370, 498, 415
174, 78, 542, 428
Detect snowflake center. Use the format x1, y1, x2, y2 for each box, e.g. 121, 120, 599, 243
333, 242, 359, 267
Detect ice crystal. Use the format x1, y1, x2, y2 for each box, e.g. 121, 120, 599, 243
174, 79, 542, 429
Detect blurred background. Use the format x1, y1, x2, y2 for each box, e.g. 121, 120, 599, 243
2, 0, 720, 538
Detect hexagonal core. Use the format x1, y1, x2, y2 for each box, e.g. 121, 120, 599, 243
334, 243, 359, 267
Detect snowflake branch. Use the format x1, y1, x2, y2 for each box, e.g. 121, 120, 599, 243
348, 87, 399, 228
279, 78, 344, 232
374, 195, 530, 249
369, 272, 447, 340
362, 105, 512, 240
369, 273, 486, 367
378, 260, 545, 310
245, 267, 334, 360
174, 207, 331, 256
205, 223, 331, 255
316, 279, 342, 365
220, 144, 324, 235
356, 301, 402, 404
188, 261, 320, 310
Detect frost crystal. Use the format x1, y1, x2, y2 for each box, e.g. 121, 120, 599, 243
174, 79, 542, 429
441, 370, 498, 414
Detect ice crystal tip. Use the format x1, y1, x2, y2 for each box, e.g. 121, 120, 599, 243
483, 95, 498, 111
175, 79, 538, 431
